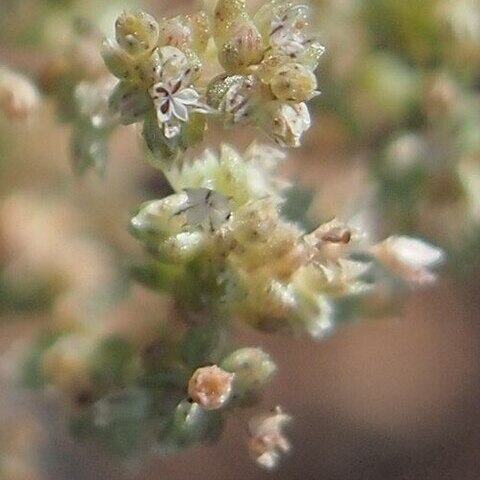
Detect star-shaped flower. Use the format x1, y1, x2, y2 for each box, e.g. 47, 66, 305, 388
149, 64, 210, 139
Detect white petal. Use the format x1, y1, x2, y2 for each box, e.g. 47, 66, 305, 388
185, 188, 210, 205
156, 99, 172, 123
174, 87, 200, 105
192, 101, 214, 115
185, 204, 208, 226
171, 99, 189, 122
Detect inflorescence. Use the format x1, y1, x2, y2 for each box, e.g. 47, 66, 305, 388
18, 1, 444, 470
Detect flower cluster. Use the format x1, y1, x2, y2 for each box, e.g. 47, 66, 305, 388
132, 144, 443, 339
20, 140, 443, 468
101, 3, 324, 166
207, 0, 324, 146
16, 0, 446, 472
376, 74, 480, 262
103, 10, 212, 161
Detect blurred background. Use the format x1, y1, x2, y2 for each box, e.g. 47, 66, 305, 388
0, 0, 479, 479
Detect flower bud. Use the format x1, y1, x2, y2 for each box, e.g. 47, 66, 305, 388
101, 39, 135, 79
269, 63, 318, 102
188, 365, 234, 410
218, 23, 264, 73
0, 68, 39, 121
371, 236, 444, 284
166, 400, 224, 447
206, 74, 246, 108
109, 81, 152, 125
213, 0, 250, 43
115, 10, 160, 56
221, 348, 276, 402
159, 16, 193, 51
130, 194, 188, 245
158, 46, 190, 81
191, 11, 211, 53
292, 265, 335, 337
207, 74, 261, 124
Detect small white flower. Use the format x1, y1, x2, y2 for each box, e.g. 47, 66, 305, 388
150, 77, 200, 123
148, 51, 211, 139
149, 75, 209, 138
371, 235, 444, 284
175, 187, 233, 231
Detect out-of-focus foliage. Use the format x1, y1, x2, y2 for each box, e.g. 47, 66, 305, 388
312, 0, 480, 273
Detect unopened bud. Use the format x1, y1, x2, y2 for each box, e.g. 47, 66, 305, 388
218, 23, 264, 73
269, 63, 318, 102
221, 348, 276, 402
371, 236, 444, 285
115, 10, 159, 56
0, 68, 39, 121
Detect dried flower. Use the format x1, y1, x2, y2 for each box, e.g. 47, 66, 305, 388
248, 407, 292, 469
188, 365, 235, 410
265, 101, 311, 147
